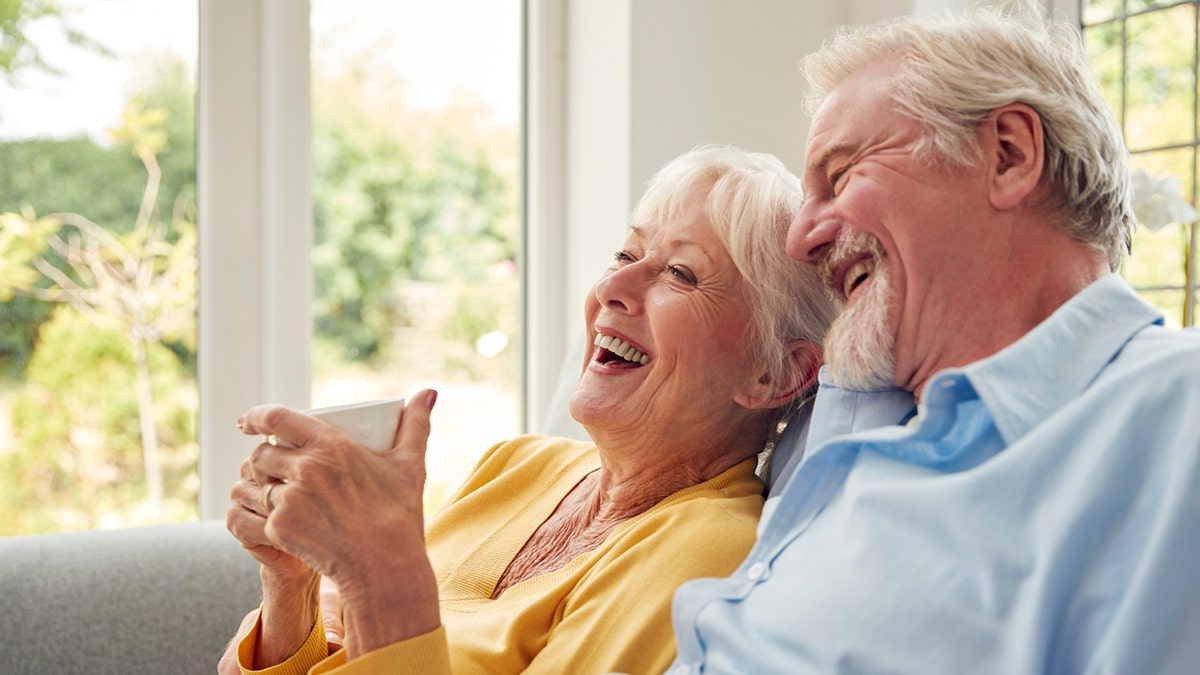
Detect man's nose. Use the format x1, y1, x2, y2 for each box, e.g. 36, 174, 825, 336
787, 202, 840, 263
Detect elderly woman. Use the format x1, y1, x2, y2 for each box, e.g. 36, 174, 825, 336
223, 145, 838, 674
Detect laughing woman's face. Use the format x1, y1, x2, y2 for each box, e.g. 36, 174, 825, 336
569, 196, 763, 445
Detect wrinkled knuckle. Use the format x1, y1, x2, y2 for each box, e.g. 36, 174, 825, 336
226, 512, 248, 542
290, 458, 314, 484
308, 427, 338, 451
262, 405, 291, 430
264, 513, 295, 546
248, 442, 271, 468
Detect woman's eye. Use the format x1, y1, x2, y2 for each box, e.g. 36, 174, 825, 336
613, 250, 635, 264
667, 265, 696, 284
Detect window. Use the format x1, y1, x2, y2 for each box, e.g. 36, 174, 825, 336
196, 0, 531, 522
0, 0, 523, 535
0, 0, 199, 534
1082, 0, 1200, 327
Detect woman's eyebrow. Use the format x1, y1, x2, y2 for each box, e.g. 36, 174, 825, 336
664, 238, 717, 266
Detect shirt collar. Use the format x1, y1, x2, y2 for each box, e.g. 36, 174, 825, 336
806, 369, 916, 447
765, 372, 914, 492
959, 273, 1163, 445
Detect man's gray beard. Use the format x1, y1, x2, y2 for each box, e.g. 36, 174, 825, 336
824, 266, 896, 391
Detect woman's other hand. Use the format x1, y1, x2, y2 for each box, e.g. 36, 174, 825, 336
237, 389, 442, 659
227, 441, 322, 667
227, 455, 312, 576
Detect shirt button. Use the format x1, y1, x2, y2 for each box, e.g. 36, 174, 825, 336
747, 562, 766, 580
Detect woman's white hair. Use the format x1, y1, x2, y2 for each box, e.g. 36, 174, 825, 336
801, 0, 1133, 270
631, 144, 839, 413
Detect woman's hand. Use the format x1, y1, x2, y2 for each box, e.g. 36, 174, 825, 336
228, 456, 313, 576
216, 576, 345, 674
217, 608, 259, 675
237, 390, 443, 659
320, 575, 346, 652
227, 445, 321, 667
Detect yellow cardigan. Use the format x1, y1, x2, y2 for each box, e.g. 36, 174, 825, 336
239, 435, 764, 674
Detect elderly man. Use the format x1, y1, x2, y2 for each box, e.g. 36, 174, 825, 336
668, 5, 1200, 674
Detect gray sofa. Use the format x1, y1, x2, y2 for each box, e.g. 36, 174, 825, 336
0, 344, 805, 675
0, 519, 262, 675
0, 347, 591, 675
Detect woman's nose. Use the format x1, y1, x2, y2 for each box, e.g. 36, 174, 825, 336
593, 263, 644, 314
787, 202, 841, 264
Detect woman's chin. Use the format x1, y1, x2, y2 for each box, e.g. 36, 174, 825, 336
568, 388, 622, 431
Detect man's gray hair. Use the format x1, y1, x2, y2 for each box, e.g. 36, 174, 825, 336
801, 1, 1133, 270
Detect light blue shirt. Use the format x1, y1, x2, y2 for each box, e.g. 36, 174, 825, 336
670, 274, 1200, 674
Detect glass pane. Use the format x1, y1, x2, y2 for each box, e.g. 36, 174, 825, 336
1125, 148, 1195, 327
1124, 5, 1195, 151
1129, 0, 1181, 14
0, 0, 198, 535
1134, 287, 1188, 327
1082, 0, 1123, 25
309, 0, 522, 514
1084, 21, 1124, 128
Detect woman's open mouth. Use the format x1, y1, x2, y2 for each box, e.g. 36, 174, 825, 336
593, 333, 649, 367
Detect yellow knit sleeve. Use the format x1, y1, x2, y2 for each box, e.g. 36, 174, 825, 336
237, 608, 329, 675
311, 626, 451, 675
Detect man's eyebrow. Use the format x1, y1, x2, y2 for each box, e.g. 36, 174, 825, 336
807, 142, 855, 178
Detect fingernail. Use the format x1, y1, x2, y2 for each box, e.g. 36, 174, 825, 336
236, 417, 244, 429
425, 389, 438, 409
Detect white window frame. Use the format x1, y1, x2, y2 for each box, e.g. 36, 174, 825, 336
197, 0, 313, 517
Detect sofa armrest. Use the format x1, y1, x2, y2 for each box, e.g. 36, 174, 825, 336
0, 519, 262, 675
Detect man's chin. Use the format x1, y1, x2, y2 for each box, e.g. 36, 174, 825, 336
825, 351, 896, 391
825, 363, 897, 391
824, 316, 896, 391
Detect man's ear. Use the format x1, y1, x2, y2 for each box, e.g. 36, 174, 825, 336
735, 340, 823, 410
984, 103, 1045, 211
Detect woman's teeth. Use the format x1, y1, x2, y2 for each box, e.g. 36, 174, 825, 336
594, 333, 650, 365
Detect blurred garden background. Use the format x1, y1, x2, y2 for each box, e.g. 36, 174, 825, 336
1, 0, 1196, 537
0, 0, 521, 535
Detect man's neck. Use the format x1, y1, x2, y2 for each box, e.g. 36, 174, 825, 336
905, 243, 1111, 402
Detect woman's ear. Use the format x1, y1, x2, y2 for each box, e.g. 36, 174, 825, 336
984, 103, 1045, 211
735, 340, 823, 410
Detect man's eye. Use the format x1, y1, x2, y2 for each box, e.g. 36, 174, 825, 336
830, 168, 848, 194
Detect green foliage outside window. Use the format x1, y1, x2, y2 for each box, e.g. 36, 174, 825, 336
0, 2, 517, 535
0, 306, 196, 535
1082, 0, 1200, 327
310, 67, 518, 375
